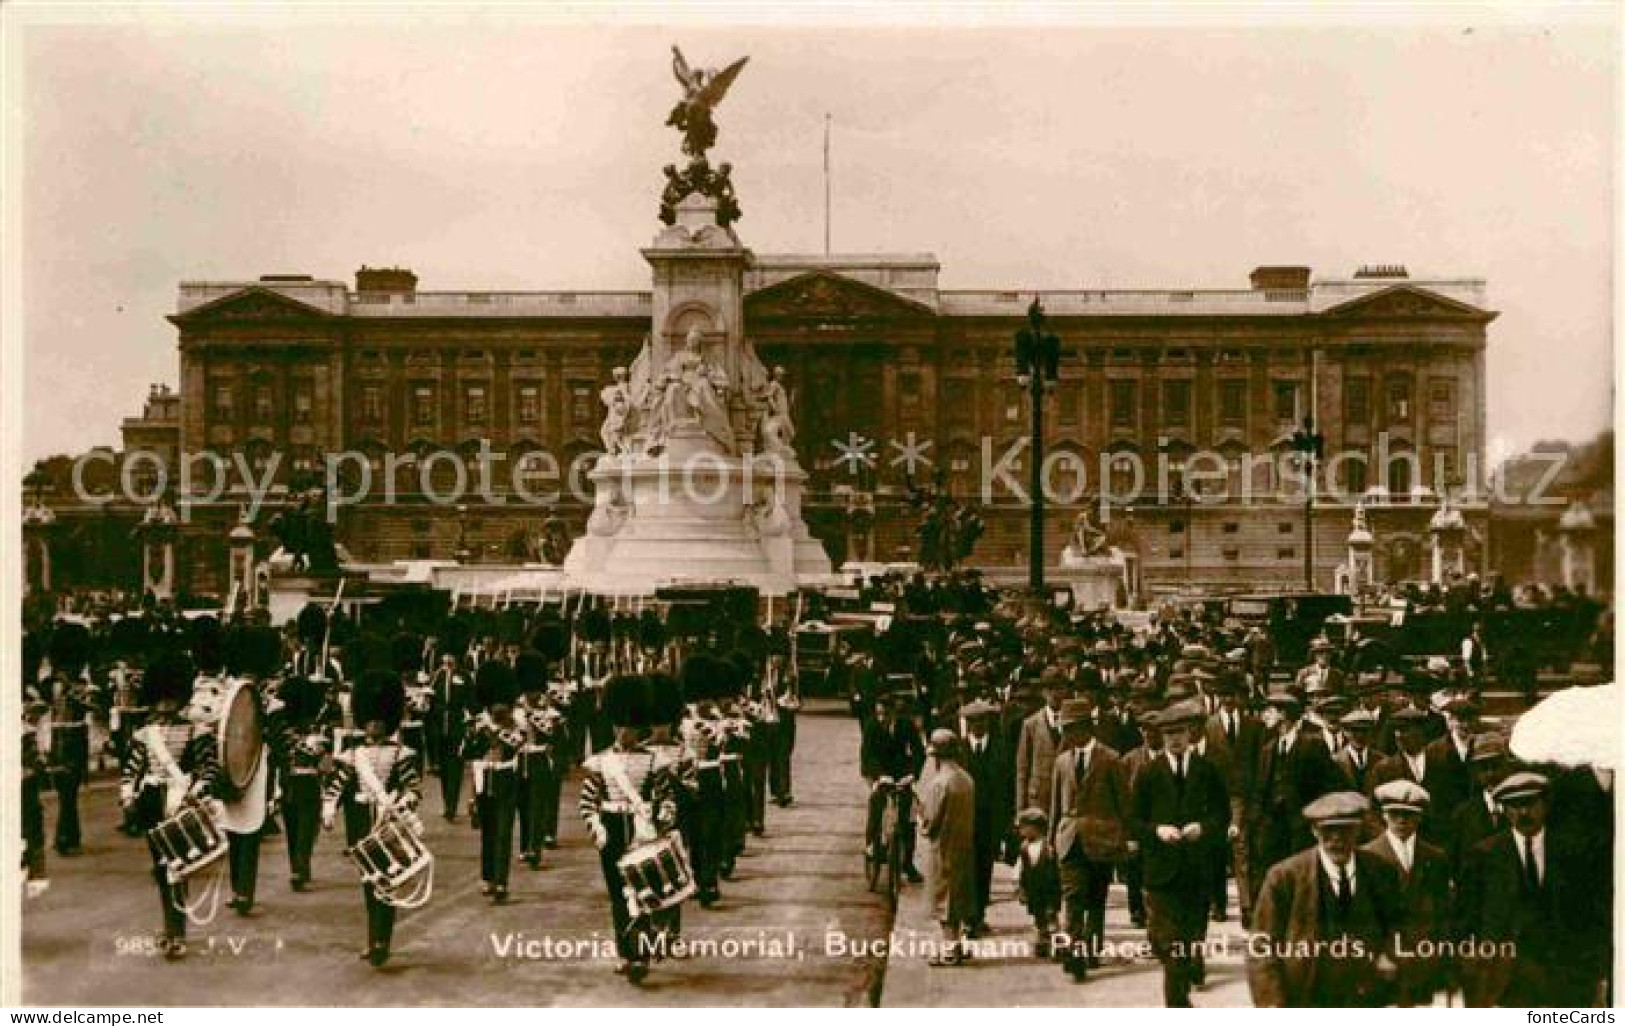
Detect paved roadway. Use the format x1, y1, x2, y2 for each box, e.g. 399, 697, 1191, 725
23, 700, 1266, 1007
21, 701, 890, 1006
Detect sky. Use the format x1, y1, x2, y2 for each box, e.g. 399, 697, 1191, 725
12, 5, 1618, 468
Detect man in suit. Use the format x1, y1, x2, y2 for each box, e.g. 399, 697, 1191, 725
1333, 709, 1380, 796
1447, 730, 1511, 881
1364, 780, 1453, 1005
1456, 772, 1610, 1007
1204, 670, 1261, 923
1015, 669, 1067, 820
861, 691, 927, 883
1245, 689, 1339, 907
1120, 706, 1164, 929
958, 699, 1009, 935
1292, 635, 1346, 697
1048, 698, 1131, 981
1420, 693, 1479, 845
1134, 700, 1231, 1007
1247, 791, 1403, 1007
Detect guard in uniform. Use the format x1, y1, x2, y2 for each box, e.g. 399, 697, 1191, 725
45, 623, 94, 857
765, 650, 800, 807
643, 671, 693, 944
119, 649, 221, 960
579, 673, 678, 984
322, 669, 422, 967
515, 650, 565, 866
464, 660, 524, 902
272, 675, 330, 891
426, 644, 471, 820
678, 653, 727, 906
21, 674, 50, 896
220, 624, 282, 915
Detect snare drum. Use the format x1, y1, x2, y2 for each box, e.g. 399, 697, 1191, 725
348, 815, 433, 907
616, 833, 697, 917
148, 800, 227, 885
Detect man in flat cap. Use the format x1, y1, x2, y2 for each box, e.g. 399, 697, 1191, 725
1049, 696, 1131, 980
1245, 688, 1339, 911
1419, 692, 1480, 849
1334, 708, 1380, 797
1364, 780, 1452, 1004
1133, 700, 1230, 1007
920, 728, 977, 967
958, 698, 1009, 933
861, 691, 926, 884
1446, 730, 1512, 880
1456, 772, 1610, 1007
1248, 791, 1402, 1007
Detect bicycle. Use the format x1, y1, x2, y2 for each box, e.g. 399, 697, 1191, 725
865, 775, 913, 910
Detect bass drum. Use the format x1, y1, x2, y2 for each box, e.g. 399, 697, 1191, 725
217, 680, 264, 800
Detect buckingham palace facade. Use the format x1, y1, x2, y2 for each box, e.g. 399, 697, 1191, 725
28, 258, 1495, 599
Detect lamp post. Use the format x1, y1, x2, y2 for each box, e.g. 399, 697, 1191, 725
1014, 298, 1061, 593
1290, 416, 1325, 590
454, 504, 474, 564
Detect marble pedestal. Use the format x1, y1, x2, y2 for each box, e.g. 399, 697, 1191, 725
1055, 549, 1129, 610
562, 435, 833, 596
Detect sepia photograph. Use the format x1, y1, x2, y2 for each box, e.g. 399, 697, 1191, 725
3, 2, 1618, 1010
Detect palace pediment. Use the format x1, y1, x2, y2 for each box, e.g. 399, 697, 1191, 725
745, 271, 935, 321
169, 286, 336, 326
1319, 284, 1492, 320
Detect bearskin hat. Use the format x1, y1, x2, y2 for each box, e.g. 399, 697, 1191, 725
578, 603, 612, 644
391, 632, 424, 675
637, 608, 667, 650
348, 632, 392, 679
295, 602, 328, 646
475, 660, 520, 711
278, 675, 325, 727
107, 614, 151, 664
514, 650, 550, 694
645, 671, 684, 727
189, 616, 225, 674
530, 618, 571, 663
602, 672, 651, 728
437, 615, 472, 659
724, 648, 757, 693
226, 624, 284, 678
680, 651, 727, 702
351, 668, 406, 732
142, 648, 196, 707
497, 608, 528, 647
47, 620, 92, 677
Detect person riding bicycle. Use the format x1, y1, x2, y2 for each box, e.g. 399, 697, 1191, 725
860, 690, 926, 883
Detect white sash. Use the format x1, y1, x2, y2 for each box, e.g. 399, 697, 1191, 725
602, 751, 657, 843
142, 724, 193, 816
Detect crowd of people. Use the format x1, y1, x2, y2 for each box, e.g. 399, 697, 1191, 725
836, 572, 1613, 1007
16, 570, 1616, 1006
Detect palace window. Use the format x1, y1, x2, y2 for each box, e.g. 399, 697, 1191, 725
898, 371, 921, 423
212, 384, 234, 423
464, 384, 488, 426
292, 380, 313, 425
1344, 456, 1369, 496
943, 378, 972, 424
412, 384, 436, 428
1345, 377, 1370, 424
1163, 379, 1190, 427
517, 383, 541, 425
1219, 379, 1246, 426
1429, 379, 1455, 421
1277, 547, 1296, 560
1272, 381, 1298, 422
1387, 375, 1412, 421
1434, 445, 1459, 488
1056, 385, 1081, 427
1109, 380, 1137, 428
253, 384, 275, 423
360, 385, 384, 425
569, 382, 594, 426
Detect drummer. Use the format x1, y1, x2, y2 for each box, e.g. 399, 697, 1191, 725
464, 661, 524, 903
579, 673, 677, 984
118, 648, 221, 961
270, 675, 328, 892
218, 624, 282, 916
515, 650, 565, 868
322, 669, 422, 968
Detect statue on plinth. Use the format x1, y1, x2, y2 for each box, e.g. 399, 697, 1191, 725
600, 367, 634, 455
641, 326, 733, 455
1065, 507, 1110, 559
756, 366, 796, 457
667, 46, 748, 159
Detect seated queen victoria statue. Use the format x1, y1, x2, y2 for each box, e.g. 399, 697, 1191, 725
641, 326, 734, 456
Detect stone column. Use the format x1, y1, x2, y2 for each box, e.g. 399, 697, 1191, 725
21, 503, 55, 594
139, 503, 179, 602
1558, 499, 1597, 594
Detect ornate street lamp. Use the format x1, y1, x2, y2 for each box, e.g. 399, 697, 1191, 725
1290, 416, 1325, 590
1014, 298, 1061, 592
454, 504, 474, 564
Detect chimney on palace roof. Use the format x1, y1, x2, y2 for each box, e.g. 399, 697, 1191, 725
356, 266, 418, 295
1248, 266, 1311, 291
